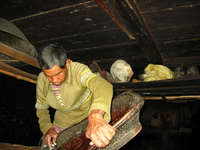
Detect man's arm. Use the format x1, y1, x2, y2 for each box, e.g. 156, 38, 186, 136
36, 108, 58, 148
86, 109, 116, 148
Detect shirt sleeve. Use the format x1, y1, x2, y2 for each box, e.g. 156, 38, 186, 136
35, 72, 53, 134
80, 68, 113, 122
36, 109, 53, 135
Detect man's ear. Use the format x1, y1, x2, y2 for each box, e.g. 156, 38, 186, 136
66, 59, 70, 68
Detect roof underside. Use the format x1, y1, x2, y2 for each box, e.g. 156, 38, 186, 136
0, 0, 200, 84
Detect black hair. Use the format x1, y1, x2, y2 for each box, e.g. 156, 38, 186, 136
37, 43, 68, 69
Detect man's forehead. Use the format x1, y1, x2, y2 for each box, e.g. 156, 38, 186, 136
43, 65, 63, 77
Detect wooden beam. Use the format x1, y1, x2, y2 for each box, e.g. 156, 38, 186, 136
97, 0, 162, 64
113, 76, 200, 96
95, 0, 135, 40
143, 95, 200, 101
163, 56, 200, 67
0, 42, 40, 68
0, 62, 37, 84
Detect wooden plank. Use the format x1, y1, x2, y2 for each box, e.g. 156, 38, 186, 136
101, 0, 162, 64
0, 62, 37, 84
33, 28, 132, 51
12, 0, 118, 46
151, 24, 200, 42
0, 0, 92, 20
113, 76, 200, 96
0, 42, 40, 68
138, 4, 200, 41
143, 95, 200, 101
67, 41, 143, 60
67, 41, 148, 71
133, 0, 200, 69
95, 0, 135, 39
163, 56, 200, 67
157, 40, 200, 58
135, 0, 199, 13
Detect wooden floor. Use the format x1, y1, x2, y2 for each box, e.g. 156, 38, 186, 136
0, 143, 40, 150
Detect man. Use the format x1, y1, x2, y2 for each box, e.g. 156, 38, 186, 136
35, 43, 116, 148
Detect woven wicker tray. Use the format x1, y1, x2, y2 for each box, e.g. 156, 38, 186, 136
57, 90, 144, 150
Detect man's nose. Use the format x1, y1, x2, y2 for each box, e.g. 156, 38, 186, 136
52, 76, 58, 83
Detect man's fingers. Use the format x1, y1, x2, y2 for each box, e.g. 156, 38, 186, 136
90, 131, 109, 147
98, 126, 116, 141
52, 133, 58, 144
52, 138, 57, 146
43, 135, 51, 148
47, 136, 53, 148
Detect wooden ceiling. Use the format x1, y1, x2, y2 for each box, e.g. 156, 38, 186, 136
0, 0, 200, 84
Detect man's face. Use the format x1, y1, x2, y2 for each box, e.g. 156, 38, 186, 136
42, 64, 68, 86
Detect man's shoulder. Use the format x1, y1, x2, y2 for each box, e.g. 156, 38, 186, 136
70, 61, 89, 71
38, 71, 45, 79
37, 72, 49, 84
71, 61, 85, 66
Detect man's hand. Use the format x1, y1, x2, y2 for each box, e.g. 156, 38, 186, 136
86, 109, 116, 148
43, 127, 58, 148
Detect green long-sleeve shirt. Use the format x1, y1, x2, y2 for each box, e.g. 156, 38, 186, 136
35, 61, 113, 134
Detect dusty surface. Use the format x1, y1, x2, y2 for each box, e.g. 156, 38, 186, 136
0, 143, 40, 150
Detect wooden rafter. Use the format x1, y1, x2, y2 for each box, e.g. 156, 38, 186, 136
0, 42, 40, 83
95, 0, 135, 40
143, 95, 200, 101
0, 42, 40, 68
95, 0, 162, 64
0, 62, 37, 84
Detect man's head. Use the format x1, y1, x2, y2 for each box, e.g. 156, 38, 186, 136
38, 43, 68, 69
38, 43, 70, 85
